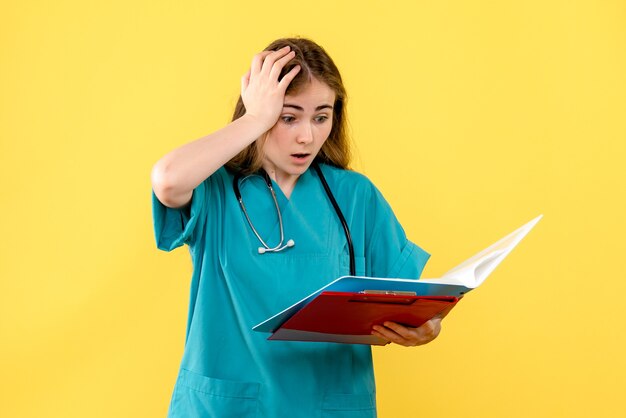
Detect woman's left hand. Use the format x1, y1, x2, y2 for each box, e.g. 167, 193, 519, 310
371, 317, 442, 347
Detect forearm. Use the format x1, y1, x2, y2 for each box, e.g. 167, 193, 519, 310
151, 114, 267, 208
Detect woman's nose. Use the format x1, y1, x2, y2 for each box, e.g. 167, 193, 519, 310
296, 123, 314, 144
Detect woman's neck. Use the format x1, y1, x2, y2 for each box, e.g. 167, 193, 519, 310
263, 166, 300, 199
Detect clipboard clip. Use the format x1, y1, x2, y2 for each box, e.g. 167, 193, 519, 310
359, 290, 417, 296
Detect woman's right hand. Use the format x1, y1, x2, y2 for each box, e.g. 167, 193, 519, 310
240, 46, 301, 132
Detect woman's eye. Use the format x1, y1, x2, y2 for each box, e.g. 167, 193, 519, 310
281, 115, 328, 123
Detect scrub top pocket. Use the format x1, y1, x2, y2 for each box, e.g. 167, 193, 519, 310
168, 368, 260, 418
321, 392, 377, 418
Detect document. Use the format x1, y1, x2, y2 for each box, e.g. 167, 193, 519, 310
253, 215, 542, 345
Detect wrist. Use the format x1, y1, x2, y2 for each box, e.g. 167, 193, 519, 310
239, 112, 276, 134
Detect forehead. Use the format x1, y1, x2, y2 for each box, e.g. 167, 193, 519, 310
284, 78, 335, 108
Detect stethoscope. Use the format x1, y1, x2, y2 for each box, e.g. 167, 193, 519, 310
233, 162, 356, 276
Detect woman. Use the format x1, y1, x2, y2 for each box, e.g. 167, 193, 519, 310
151, 37, 442, 418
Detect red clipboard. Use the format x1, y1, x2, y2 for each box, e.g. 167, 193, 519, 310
268, 291, 460, 345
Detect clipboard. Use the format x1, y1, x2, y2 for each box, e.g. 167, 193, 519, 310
253, 215, 542, 345
268, 291, 459, 345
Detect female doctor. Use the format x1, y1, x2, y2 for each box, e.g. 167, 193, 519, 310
151, 37, 442, 418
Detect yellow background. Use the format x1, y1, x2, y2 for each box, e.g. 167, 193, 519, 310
1, 1, 625, 417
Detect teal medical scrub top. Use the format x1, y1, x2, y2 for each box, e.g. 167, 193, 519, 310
152, 163, 430, 418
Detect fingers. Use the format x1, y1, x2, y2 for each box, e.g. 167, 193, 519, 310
250, 50, 273, 76
243, 47, 298, 97
259, 46, 293, 79
269, 49, 296, 81
278, 65, 301, 91
372, 323, 409, 346
425, 317, 443, 339
250, 46, 292, 80
241, 69, 251, 93
371, 326, 392, 341
413, 318, 441, 342
240, 46, 300, 128
370, 329, 390, 345
372, 320, 442, 347
381, 321, 415, 340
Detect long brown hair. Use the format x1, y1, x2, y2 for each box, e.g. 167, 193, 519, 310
226, 37, 351, 175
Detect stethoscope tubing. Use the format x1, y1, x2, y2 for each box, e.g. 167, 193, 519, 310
234, 170, 289, 253
233, 162, 356, 276
312, 163, 355, 277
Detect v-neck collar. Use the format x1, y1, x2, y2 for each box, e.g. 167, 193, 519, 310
235, 164, 335, 256
267, 166, 315, 205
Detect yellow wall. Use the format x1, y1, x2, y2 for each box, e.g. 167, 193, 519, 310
1, 1, 624, 417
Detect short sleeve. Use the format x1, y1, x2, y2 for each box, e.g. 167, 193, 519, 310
151, 180, 209, 252
365, 186, 430, 279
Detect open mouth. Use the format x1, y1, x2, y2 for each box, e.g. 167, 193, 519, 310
291, 153, 310, 159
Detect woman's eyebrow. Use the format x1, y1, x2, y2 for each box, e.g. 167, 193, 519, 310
283, 104, 333, 111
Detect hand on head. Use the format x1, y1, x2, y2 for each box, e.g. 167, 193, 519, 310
241, 46, 301, 132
